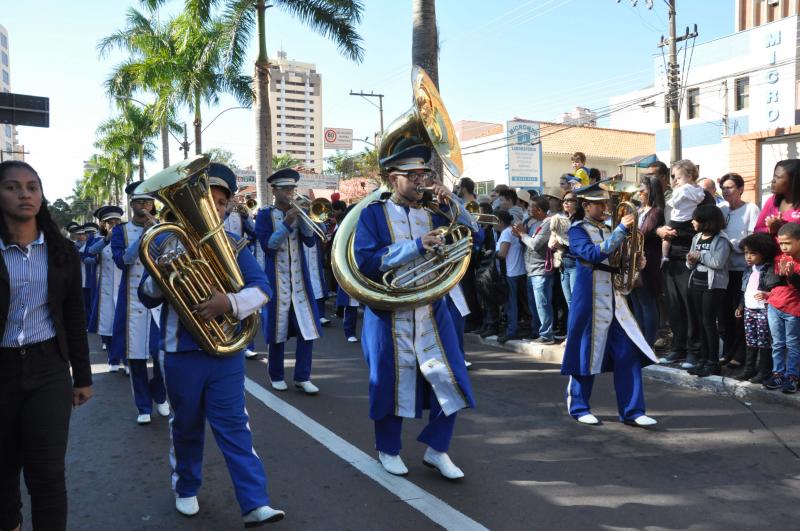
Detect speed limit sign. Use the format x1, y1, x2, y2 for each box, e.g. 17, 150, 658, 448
323, 127, 353, 149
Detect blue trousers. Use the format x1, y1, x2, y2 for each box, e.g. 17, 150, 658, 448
164, 350, 270, 514
343, 305, 358, 338
565, 320, 647, 421
317, 298, 327, 318
629, 287, 659, 346
268, 305, 315, 382
446, 297, 466, 354
128, 353, 166, 414
767, 305, 800, 378
528, 274, 554, 340
374, 395, 457, 455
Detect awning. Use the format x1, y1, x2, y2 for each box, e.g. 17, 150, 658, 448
620, 154, 658, 168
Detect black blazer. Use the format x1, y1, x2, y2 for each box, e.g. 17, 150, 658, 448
0, 238, 92, 388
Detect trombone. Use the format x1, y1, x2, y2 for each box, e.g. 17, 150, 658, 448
289, 193, 332, 241
465, 200, 498, 226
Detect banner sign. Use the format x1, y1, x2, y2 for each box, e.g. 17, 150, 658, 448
506, 120, 542, 190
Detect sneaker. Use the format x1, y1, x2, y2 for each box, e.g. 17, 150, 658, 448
479, 327, 499, 339
553, 333, 567, 340
137, 414, 152, 425
243, 505, 285, 527
243, 348, 258, 359
680, 354, 699, 370
763, 372, 785, 390
693, 362, 721, 378
347, 336, 359, 343
781, 375, 799, 394
497, 334, 519, 344
108, 364, 120, 373
658, 351, 685, 365
175, 496, 199, 517
156, 401, 171, 417
320, 317, 332, 326
534, 336, 555, 345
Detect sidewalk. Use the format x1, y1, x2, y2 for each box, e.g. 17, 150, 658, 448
468, 333, 800, 409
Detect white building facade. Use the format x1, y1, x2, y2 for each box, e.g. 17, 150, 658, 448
269, 50, 323, 173
609, 15, 800, 202
0, 24, 21, 162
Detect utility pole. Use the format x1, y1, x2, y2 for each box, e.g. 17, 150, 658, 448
349, 90, 385, 135
657, 1, 698, 164
178, 123, 191, 160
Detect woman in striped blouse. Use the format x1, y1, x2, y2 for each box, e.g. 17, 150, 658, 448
0, 160, 92, 531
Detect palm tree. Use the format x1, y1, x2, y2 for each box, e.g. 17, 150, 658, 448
148, 0, 364, 207
99, 7, 182, 168
272, 153, 300, 171
95, 101, 158, 183
412, 0, 443, 177
412, 0, 439, 87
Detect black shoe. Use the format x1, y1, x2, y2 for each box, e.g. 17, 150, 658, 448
694, 362, 721, 377
781, 375, 798, 394
479, 327, 499, 338
734, 369, 757, 381
497, 333, 520, 344
763, 372, 785, 390
658, 351, 685, 364
749, 370, 770, 384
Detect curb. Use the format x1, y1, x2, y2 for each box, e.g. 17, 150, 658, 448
468, 333, 800, 409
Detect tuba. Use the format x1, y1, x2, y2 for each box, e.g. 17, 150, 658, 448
331, 66, 471, 311
135, 155, 260, 357
599, 179, 644, 295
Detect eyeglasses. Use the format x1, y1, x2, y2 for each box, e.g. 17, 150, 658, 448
393, 170, 436, 181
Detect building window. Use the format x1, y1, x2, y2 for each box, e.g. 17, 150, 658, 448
0, 34, 7, 48
1, 70, 8, 85
4, 125, 11, 137
475, 180, 495, 196
734, 77, 749, 111
1, 52, 7, 67
687, 88, 700, 119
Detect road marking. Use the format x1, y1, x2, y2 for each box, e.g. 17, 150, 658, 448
244, 376, 489, 531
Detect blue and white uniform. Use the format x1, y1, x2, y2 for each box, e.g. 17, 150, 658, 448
304, 231, 328, 318
353, 196, 477, 455
87, 235, 123, 360
138, 231, 275, 514
110, 221, 166, 415
561, 218, 658, 421
81, 232, 99, 330
255, 206, 321, 384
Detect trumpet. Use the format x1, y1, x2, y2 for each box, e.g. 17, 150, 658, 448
465, 200, 499, 226
289, 193, 332, 241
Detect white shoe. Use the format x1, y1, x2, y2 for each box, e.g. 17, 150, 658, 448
243, 349, 258, 359
576, 413, 600, 425
271, 380, 288, 391
137, 414, 151, 425
156, 402, 170, 417
294, 380, 319, 395
243, 505, 285, 527
347, 336, 359, 343
108, 364, 119, 373
627, 415, 658, 427
320, 317, 332, 325
464, 360, 473, 369
175, 496, 199, 517
123, 366, 130, 376
423, 448, 464, 480
102, 343, 108, 351
378, 452, 408, 476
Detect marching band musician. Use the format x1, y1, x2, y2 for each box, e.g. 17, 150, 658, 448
304, 221, 331, 325
255, 169, 322, 395
336, 285, 360, 343
353, 144, 478, 479
86, 206, 125, 370
110, 182, 169, 425
80, 222, 100, 332
561, 187, 659, 427
223, 196, 259, 359
138, 163, 284, 525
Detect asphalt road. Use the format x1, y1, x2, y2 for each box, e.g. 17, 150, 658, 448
20, 316, 800, 530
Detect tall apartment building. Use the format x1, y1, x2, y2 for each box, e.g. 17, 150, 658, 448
0, 23, 21, 161
269, 50, 322, 173
736, 0, 800, 31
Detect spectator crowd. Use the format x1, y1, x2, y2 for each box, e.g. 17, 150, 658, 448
451, 154, 800, 395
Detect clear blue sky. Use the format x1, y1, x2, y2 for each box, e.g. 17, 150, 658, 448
2, 0, 734, 201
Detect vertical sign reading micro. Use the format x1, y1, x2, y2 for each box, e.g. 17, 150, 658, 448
506, 120, 542, 191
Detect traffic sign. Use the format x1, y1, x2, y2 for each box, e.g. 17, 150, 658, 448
0, 92, 50, 128
324, 127, 353, 150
